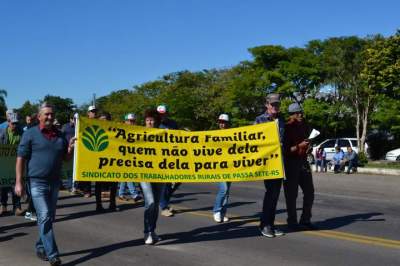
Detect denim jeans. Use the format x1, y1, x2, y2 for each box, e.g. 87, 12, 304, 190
159, 183, 172, 210
118, 182, 140, 198
30, 178, 60, 260
140, 182, 165, 234
213, 182, 231, 215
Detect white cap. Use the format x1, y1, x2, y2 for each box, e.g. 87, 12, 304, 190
9, 113, 18, 123
157, 105, 167, 114
125, 113, 136, 120
6, 109, 15, 118
218, 114, 229, 122
88, 105, 97, 112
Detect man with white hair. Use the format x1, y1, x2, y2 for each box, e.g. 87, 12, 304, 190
15, 102, 75, 265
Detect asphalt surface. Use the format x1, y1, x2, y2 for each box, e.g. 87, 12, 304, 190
1, 172, 400, 266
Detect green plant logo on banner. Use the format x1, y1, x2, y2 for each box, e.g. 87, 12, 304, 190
82, 125, 109, 152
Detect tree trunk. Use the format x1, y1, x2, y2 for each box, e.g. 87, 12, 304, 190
360, 97, 370, 154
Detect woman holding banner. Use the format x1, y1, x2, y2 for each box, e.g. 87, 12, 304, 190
140, 109, 165, 245
212, 114, 231, 223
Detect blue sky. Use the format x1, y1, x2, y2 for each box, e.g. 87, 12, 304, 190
1, 0, 399, 109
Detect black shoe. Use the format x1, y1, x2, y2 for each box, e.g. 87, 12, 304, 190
287, 223, 301, 232
108, 205, 119, 212
300, 222, 318, 231
36, 249, 48, 261
260, 226, 275, 238
96, 205, 105, 213
49, 256, 62, 266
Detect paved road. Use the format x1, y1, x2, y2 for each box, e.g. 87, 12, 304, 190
1, 172, 399, 266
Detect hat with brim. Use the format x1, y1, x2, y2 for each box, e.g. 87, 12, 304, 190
157, 104, 168, 114
88, 105, 97, 112
125, 113, 136, 120
288, 103, 303, 113
266, 93, 280, 104
218, 114, 229, 122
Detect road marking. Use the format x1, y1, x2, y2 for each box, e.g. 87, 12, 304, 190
174, 206, 400, 250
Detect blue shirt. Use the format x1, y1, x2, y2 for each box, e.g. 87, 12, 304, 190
17, 126, 67, 179
333, 150, 345, 165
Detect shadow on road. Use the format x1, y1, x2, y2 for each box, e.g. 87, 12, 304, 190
315, 212, 385, 230
0, 232, 28, 242
60, 238, 144, 265
174, 201, 256, 215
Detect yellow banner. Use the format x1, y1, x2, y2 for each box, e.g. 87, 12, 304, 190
74, 117, 284, 182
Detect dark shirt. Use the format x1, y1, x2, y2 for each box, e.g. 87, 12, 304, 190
61, 122, 75, 142
159, 117, 178, 130
17, 126, 67, 179
284, 118, 311, 159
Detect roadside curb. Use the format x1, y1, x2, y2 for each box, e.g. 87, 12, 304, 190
357, 167, 400, 176
312, 165, 400, 176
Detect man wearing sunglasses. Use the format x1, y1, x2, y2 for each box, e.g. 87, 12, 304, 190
254, 93, 285, 238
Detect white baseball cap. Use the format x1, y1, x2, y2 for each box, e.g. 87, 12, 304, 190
218, 114, 229, 122
88, 105, 97, 112
125, 113, 136, 120
157, 104, 168, 114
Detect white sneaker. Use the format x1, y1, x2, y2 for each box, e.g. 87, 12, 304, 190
24, 212, 32, 220
223, 216, 229, 222
144, 233, 153, 245
213, 212, 222, 223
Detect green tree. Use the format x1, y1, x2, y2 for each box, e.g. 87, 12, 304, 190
16, 101, 38, 122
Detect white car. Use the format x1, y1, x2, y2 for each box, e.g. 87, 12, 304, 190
385, 148, 400, 161
308, 138, 368, 164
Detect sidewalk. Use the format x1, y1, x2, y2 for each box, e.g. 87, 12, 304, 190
312, 165, 400, 176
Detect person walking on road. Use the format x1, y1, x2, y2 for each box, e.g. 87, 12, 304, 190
157, 104, 179, 217
212, 114, 231, 223
254, 93, 285, 238
0, 112, 24, 216
118, 113, 142, 202
283, 102, 316, 231
15, 102, 76, 266
140, 109, 165, 245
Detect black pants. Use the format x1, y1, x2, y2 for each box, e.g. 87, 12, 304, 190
95, 182, 117, 208
259, 178, 282, 228
1, 187, 21, 210
284, 159, 314, 225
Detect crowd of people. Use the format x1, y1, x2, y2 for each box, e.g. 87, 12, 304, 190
1, 94, 321, 265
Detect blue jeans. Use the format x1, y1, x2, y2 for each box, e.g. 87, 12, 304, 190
213, 182, 231, 215
30, 178, 60, 260
159, 183, 172, 210
140, 182, 165, 234
118, 182, 140, 198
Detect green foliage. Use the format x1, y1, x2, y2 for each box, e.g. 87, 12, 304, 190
16, 101, 38, 122
358, 152, 368, 166
13, 31, 400, 157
